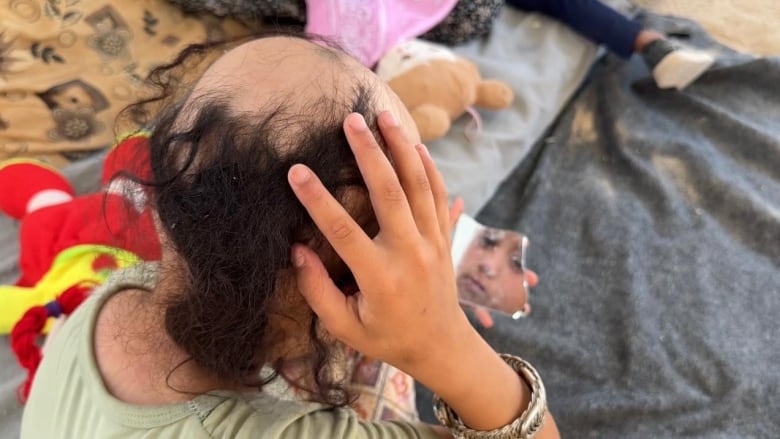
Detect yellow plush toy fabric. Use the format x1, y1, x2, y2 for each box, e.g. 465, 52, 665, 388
0, 244, 140, 334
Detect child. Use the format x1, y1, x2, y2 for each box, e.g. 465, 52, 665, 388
500, 0, 715, 90
418, 0, 715, 90
20, 33, 558, 438
170, 0, 715, 90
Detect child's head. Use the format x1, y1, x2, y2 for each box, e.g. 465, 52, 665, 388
134, 34, 421, 404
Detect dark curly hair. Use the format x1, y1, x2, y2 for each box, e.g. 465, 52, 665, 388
121, 31, 383, 407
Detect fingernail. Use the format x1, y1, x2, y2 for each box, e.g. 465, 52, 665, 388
349, 114, 369, 131
292, 248, 306, 267
382, 111, 399, 127
290, 165, 310, 185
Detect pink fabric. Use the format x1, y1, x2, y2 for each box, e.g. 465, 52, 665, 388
305, 0, 458, 67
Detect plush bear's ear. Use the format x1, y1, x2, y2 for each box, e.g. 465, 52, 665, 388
410, 104, 451, 142
475, 80, 514, 111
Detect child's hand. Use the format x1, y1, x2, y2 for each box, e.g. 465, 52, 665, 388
448, 196, 464, 236
288, 111, 472, 373
289, 112, 558, 435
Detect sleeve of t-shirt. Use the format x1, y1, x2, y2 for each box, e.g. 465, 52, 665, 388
276, 407, 441, 438
292, 409, 439, 439
205, 396, 441, 439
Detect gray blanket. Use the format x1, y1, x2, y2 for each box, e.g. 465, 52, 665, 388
418, 14, 780, 439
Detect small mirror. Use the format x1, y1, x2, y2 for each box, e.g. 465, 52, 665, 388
451, 215, 531, 319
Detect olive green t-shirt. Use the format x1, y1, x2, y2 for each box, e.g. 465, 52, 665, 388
21, 264, 438, 438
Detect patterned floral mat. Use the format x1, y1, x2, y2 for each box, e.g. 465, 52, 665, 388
0, 0, 248, 167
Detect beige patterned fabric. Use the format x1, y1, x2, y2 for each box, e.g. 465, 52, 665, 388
633, 0, 780, 56
348, 355, 419, 422
262, 350, 420, 423
0, 0, 247, 163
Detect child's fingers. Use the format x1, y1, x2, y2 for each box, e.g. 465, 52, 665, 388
525, 269, 539, 288
472, 306, 495, 329
343, 113, 414, 238
291, 245, 362, 341
288, 164, 374, 272
416, 144, 451, 241
448, 197, 464, 232
378, 111, 437, 237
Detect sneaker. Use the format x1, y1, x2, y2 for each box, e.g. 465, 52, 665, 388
642, 39, 715, 90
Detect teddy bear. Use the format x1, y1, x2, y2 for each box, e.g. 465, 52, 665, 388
376, 39, 515, 143
0, 133, 160, 400
303, 1, 514, 143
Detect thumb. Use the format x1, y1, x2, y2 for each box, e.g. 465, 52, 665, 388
292, 245, 360, 340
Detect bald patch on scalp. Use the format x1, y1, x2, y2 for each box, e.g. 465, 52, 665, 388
184, 37, 360, 117
175, 36, 421, 147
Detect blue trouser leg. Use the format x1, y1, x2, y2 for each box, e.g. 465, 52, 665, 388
505, 0, 644, 59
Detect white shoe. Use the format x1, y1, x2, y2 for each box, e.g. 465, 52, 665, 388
642, 39, 715, 90
652, 49, 715, 90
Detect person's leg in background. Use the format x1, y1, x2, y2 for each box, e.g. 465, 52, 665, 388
505, 0, 715, 90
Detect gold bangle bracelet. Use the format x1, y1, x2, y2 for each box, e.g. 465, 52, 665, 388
432, 353, 547, 439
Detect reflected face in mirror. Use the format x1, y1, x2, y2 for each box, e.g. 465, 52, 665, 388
456, 227, 529, 314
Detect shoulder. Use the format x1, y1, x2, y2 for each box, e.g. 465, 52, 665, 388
202, 394, 439, 439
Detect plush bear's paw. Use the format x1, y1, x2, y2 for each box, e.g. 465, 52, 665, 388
411, 104, 451, 142
476, 80, 514, 110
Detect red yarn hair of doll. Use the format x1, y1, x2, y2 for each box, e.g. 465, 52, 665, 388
10, 283, 92, 403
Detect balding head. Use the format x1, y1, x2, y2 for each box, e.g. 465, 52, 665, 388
141, 34, 421, 394
177, 36, 420, 148
189, 38, 357, 112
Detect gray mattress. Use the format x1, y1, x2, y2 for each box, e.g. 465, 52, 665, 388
417, 13, 780, 439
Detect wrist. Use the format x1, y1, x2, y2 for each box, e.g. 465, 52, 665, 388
432, 331, 531, 412
400, 312, 478, 380
403, 317, 533, 430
